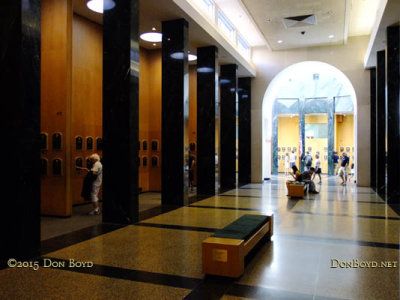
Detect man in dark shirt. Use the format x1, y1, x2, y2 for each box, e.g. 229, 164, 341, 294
332, 152, 339, 174
299, 168, 318, 193
338, 152, 350, 185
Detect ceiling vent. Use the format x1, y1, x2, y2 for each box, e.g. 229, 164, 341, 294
283, 14, 317, 28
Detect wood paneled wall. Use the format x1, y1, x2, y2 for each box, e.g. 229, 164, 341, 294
71, 14, 103, 205
138, 49, 197, 192
41, 6, 103, 214
41, 0, 73, 216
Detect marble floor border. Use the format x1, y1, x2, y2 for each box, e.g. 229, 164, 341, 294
218, 194, 386, 205
188, 205, 400, 220
42, 257, 202, 290
136, 220, 399, 250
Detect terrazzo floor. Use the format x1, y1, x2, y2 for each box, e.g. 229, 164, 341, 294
1, 175, 399, 299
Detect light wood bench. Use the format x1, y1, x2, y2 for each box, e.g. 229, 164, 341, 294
202, 214, 273, 278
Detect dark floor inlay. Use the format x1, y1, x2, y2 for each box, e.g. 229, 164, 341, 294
184, 275, 235, 300
42, 257, 202, 289
188, 205, 265, 212
276, 234, 400, 249
40, 223, 126, 255
291, 211, 400, 220
135, 222, 218, 232
226, 283, 314, 300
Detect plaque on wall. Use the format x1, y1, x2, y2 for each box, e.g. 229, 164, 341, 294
40, 133, 48, 150
340, 146, 344, 152
287, 147, 291, 152
282, 147, 286, 152
86, 137, 93, 150
75, 157, 83, 170
278, 155, 281, 160
40, 158, 48, 176
307, 147, 312, 152
96, 137, 103, 151
143, 140, 148, 151
293, 147, 297, 152
316, 151, 320, 156
189, 142, 195, 152
346, 147, 351, 153
75, 136, 83, 151
52, 158, 62, 176
152, 140, 159, 151
352, 147, 354, 152
324, 147, 328, 152
143, 156, 147, 167
324, 155, 328, 161
52, 132, 62, 150
151, 156, 158, 167
352, 156, 354, 160
277, 147, 281, 152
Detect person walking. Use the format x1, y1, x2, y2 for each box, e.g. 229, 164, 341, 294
332, 152, 339, 175
312, 154, 322, 184
284, 153, 290, 176
302, 151, 313, 171
289, 150, 296, 168
338, 152, 350, 185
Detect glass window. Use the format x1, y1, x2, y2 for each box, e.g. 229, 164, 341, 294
238, 35, 250, 59
305, 124, 328, 139
194, 0, 215, 20
218, 10, 235, 41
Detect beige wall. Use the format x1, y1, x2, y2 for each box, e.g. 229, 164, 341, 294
251, 36, 371, 186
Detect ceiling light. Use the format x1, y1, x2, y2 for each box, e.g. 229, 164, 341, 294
277, 40, 283, 44
87, 0, 115, 14
189, 54, 197, 61
152, 27, 156, 31
153, 43, 156, 46
140, 32, 162, 42
328, 34, 334, 39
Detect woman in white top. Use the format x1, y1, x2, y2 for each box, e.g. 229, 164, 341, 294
312, 154, 322, 183
284, 153, 290, 176
84, 153, 103, 215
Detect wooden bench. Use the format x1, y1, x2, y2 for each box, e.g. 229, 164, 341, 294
202, 214, 274, 278
287, 182, 306, 197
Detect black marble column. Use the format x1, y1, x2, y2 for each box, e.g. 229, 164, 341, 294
220, 64, 238, 191
197, 46, 218, 195
370, 68, 377, 191
103, 0, 139, 223
238, 77, 251, 185
0, 0, 41, 259
376, 50, 386, 198
386, 26, 400, 202
162, 19, 189, 206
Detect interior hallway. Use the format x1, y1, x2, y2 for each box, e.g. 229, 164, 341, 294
1, 176, 399, 299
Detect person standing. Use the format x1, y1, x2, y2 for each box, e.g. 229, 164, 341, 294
302, 151, 313, 171
189, 152, 196, 192
84, 153, 103, 215
312, 154, 322, 184
332, 152, 339, 175
284, 153, 290, 176
338, 152, 350, 185
290, 150, 296, 168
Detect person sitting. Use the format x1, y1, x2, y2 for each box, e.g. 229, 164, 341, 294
299, 167, 319, 194
290, 165, 301, 181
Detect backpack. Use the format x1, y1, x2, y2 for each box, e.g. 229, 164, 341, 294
305, 155, 312, 166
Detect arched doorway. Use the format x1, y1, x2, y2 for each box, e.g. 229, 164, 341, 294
262, 61, 357, 181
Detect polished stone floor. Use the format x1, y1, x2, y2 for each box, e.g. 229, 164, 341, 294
1, 175, 399, 299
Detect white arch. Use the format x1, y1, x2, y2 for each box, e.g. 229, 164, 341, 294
261, 61, 358, 179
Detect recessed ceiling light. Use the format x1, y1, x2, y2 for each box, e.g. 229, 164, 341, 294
87, 0, 115, 14
277, 40, 283, 44
152, 27, 156, 31
153, 43, 156, 46
328, 34, 334, 39
189, 54, 197, 62
140, 32, 162, 42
